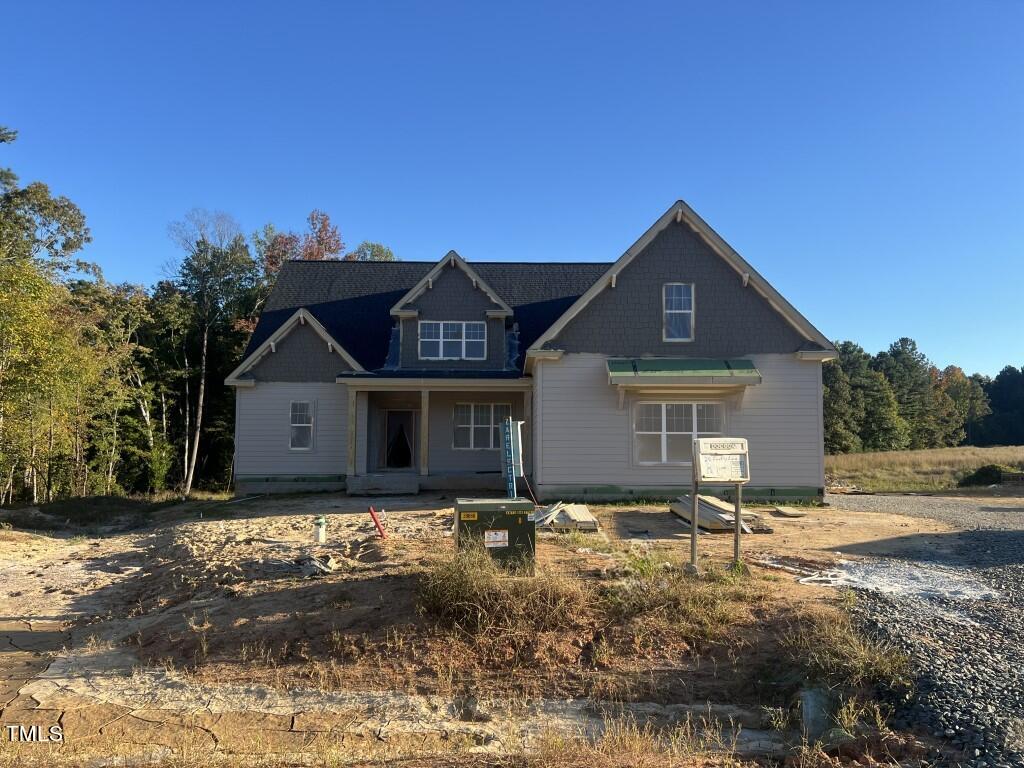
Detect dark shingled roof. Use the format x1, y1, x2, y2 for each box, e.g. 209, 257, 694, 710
245, 260, 610, 372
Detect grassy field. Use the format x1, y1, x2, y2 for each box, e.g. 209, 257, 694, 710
826, 445, 1024, 492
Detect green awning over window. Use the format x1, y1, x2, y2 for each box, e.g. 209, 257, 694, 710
607, 358, 761, 387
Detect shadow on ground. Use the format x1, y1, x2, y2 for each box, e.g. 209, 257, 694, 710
835, 529, 1024, 568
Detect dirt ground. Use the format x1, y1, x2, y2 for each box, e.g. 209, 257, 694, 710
0, 492, 971, 766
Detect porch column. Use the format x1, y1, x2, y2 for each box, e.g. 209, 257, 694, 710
419, 389, 429, 476
346, 387, 357, 477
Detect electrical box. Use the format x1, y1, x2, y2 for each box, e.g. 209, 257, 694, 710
454, 497, 536, 572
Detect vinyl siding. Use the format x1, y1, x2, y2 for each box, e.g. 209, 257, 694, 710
426, 391, 529, 474
535, 352, 823, 490
235, 382, 347, 477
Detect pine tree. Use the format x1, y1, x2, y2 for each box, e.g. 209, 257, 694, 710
860, 371, 911, 451
823, 361, 861, 454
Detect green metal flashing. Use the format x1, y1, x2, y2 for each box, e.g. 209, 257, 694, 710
607, 358, 761, 384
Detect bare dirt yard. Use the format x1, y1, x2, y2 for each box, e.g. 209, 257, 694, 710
2, 491, 1003, 767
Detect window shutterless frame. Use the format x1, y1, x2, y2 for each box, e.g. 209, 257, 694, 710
418, 320, 487, 360
632, 400, 723, 465
289, 400, 314, 451
663, 283, 695, 342
452, 402, 511, 450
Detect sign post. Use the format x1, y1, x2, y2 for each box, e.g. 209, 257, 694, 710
690, 438, 750, 572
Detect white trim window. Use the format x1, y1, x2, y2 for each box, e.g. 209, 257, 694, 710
453, 402, 511, 449
290, 401, 314, 450
419, 321, 487, 360
663, 283, 694, 341
633, 402, 722, 464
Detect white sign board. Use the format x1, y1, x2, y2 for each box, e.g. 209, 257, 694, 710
694, 438, 750, 484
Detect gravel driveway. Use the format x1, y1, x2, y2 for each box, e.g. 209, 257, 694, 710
827, 493, 1024, 767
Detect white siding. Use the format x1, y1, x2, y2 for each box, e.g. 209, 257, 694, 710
536, 352, 823, 490
235, 382, 347, 476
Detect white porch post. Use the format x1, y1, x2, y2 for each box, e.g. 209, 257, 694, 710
347, 387, 357, 477
419, 389, 429, 476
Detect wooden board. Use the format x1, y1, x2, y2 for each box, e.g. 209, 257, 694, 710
698, 494, 759, 519
671, 498, 738, 532
772, 505, 808, 518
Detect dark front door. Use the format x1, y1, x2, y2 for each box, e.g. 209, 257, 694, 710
385, 410, 415, 469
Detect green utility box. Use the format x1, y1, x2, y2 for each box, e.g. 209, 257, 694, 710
455, 497, 536, 572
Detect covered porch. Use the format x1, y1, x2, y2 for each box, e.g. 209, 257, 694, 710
339, 376, 533, 493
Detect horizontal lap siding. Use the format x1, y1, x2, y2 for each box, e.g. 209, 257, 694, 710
235, 383, 347, 476
538, 353, 823, 488
730, 354, 824, 487
427, 391, 527, 473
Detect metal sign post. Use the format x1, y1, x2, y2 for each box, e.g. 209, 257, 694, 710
691, 438, 751, 573
688, 457, 699, 573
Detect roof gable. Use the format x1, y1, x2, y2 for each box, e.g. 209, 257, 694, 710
243, 260, 608, 371
527, 200, 835, 354
390, 251, 512, 317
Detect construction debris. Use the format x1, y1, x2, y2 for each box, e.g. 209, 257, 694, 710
670, 495, 773, 534
772, 505, 808, 518
534, 502, 599, 532
297, 554, 338, 578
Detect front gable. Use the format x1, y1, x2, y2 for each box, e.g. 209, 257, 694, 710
391, 251, 512, 318
549, 220, 807, 357
531, 200, 835, 360
390, 251, 513, 370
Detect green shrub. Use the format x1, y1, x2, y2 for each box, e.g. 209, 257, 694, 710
957, 463, 1021, 487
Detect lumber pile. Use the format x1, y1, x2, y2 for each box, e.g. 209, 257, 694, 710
670, 494, 772, 534
535, 501, 599, 532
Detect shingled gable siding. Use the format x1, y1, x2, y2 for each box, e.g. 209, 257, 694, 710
534, 352, 824, 493
399, 264, 506, 370
549, 221, 807, 356
248, 323, 353, 382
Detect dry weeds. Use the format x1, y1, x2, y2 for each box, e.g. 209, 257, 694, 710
826, 445, 1024, 491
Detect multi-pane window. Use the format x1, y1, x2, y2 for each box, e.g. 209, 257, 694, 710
663, 283, 694, 341
419, 321, 486, 360
290, 401, 313, 450
453, 403, 511, 449
633, 402, 722, 464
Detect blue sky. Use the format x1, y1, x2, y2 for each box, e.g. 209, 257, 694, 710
5, 2, 1021, 376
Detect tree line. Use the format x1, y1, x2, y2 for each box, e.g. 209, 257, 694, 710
823, 338, 1022, 454
0, 127, 396, 504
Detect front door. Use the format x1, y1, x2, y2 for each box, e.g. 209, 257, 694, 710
385, 410, 415, 469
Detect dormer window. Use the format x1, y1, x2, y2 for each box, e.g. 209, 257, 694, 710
419, 321, 487, 360
663, 283, 694, 341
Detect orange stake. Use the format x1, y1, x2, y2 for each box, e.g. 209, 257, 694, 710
368, 506, 386, 539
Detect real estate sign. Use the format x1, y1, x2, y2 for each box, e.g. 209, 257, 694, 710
694, 438, 750, 484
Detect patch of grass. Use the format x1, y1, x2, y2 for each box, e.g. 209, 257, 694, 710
417, 545, 590, 635
552, 529, 618, 554
826, 445, 1024, 492
598, 550, 759, 648
781, 605, 910, 690
533, 712, 732, 767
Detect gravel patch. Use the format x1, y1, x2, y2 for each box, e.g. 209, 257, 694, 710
825, 493, 1024, 530
828, 493, 1024, 766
